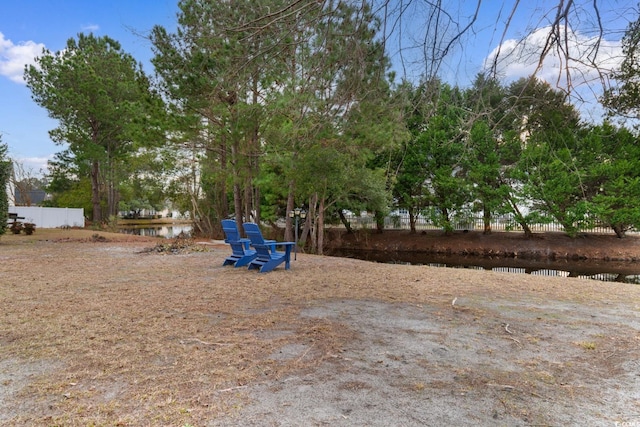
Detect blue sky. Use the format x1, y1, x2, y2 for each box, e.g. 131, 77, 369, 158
0, 0, 633, 174
0, 0, 178, 173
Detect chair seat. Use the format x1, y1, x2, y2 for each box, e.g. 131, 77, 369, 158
221, 220, 257, 267
243, 223, 295, 273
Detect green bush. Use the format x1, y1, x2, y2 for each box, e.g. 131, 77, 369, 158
0, 145, 10, 236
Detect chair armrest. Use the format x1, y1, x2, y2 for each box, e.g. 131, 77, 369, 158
227, 238, 252, 250
239, 238, 252, 250
263, 241, 294, 247
262, 241, 295, 253
264, 239, 276, 252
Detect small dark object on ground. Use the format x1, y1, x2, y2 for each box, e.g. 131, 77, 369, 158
10, 222, 23, 234
23, 223, 36, 235
91, 233, 109, 242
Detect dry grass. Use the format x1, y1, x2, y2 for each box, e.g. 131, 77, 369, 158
1, 230, 358, 425
1, 229, 639, 425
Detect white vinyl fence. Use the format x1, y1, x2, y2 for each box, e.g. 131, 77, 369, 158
8, 206, 85, 228
343, 211, 626, 235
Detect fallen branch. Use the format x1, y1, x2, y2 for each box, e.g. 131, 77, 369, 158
296, 345, 313, 363
451, 297, 457, 307
486, 383, 515, 391
508, 336, 522, 347
504, 323, 513, 334
179, 338, 232, 346
216, 385, 248, 393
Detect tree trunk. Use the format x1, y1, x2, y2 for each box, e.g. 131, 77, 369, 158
375, 211, 385, 233
234, 182, 244, 234
317, 196, 325, 256
250, 70, 261, 224
106, 168, 118, 219
514, 210, 532, 238
90, 160, 102, 223
442, 207, 452, 235
231, 126, 245, 231
518, 219, 533, 238
254, 187, 260, 224
507, 196, 533, 238
105, 148, 118, 219
299, 212, 311, 248
219, 140, 229, 220
612, 224, 625, 239
483, 204, 492, 234
338, 209, 353, 233
244, 184, 252, 222
309, 193, 318, 253
409, 208, 416, 234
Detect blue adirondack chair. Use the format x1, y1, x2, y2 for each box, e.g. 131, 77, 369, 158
221, 219, 256, 267
243, 222, 295, 273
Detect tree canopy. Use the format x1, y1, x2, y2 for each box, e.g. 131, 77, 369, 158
150, 0, 405, 252
20, 1, 640, 244
603, 8, 640, 119
24, 33, 166, 222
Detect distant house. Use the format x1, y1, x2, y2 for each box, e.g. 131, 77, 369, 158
14, 187, 47, 206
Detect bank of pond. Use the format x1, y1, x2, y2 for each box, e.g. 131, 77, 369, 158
119, 225, 640, 284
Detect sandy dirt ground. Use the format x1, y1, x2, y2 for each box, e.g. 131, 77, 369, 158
0, 229, 639, 426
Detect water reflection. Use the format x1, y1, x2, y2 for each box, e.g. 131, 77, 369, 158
329, 249, 640, 284
119, 225, 192, 239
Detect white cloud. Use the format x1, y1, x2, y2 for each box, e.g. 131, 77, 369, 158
81, 24, 100, 32
10, 155, 52, 176
483, 26, 625, 122
0, 32, 45, 84
484, 26, 623, 90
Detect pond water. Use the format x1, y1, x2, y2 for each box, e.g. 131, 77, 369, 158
115, 229, 640, 284
119, 225, 192, 239
328, 249, 640, 284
